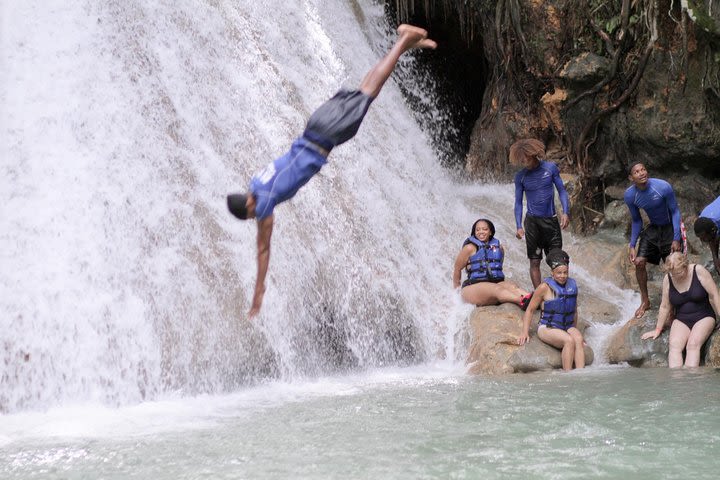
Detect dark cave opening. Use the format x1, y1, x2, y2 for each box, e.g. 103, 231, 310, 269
385, 5, 488, 168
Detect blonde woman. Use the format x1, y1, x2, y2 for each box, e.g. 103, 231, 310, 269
641, 252, 720, 367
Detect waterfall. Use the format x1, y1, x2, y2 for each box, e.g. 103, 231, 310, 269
0, 0, 634, 414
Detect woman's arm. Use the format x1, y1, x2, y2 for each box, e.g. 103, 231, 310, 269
641, 274, 671, 339
452, 244, 473, 289
696, 265, 720, 319
518, 283, 548, 345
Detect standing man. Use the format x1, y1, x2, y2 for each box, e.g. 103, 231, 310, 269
511, 139, 571, 288
226, 25, 437, 318
694, 196, 720, 276
624, 161, 683, 318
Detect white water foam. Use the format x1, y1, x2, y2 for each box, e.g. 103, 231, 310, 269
1, 0, 635, 416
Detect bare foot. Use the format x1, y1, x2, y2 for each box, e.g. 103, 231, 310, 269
634, 301, 651, 318
397, 24, 437, 50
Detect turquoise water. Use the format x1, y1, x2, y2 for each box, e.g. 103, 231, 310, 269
3, 366, 720, 479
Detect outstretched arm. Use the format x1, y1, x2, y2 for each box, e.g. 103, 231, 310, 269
665, 188, 682, 243
514, 175, 525, 238
624, 191, 643, 252
249, 215, 274, 318
641, 275, 671, 340
709, 238, 720, 275
552, 167, 571, 229
518, 284, 547, 345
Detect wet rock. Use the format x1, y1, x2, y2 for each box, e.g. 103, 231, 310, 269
578, 290, 621, 326
558, 52, 610, 86
608, 316, 720, 367
508, 335, 594, 372
466, 304, 593, 374
606, 316, 669, 367
562, 233, 633, 292
598, 200, 628, 231
604, 185, 626, 201
703, 331, 720, 367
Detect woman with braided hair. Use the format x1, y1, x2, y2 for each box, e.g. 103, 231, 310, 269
517, 248, 585, 371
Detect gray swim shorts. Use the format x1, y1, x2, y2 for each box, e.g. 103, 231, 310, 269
303, 89, 374, 150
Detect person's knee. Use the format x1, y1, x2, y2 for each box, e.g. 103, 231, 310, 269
635, 258, 648, 269
668, 339, 686, 353
529, 259, 541, 268
686, 338, 705, 351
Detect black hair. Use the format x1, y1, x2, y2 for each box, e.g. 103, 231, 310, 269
227, 193, 249, 220
694, 217, 717, 237
627, 160, 645, 175
546, 248, 570, 270
470, 218, 496, 240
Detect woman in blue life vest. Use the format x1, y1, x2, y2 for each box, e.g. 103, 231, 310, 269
517, 249, 585, 370
453, 219, 532, 308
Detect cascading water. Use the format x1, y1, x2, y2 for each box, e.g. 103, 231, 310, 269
1, 0, 635, 414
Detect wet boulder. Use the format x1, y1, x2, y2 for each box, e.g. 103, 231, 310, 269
703, 331, 720, 367
608, 316, 720, 367
466, 304, 593, 374
606, 316, 669, 367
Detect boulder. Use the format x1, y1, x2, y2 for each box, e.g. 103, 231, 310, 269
558, 52, 610, 87
608, 316, 720, 367
703, 331, 720, 367
606, 316, 669, 367
466, 303, 593, 374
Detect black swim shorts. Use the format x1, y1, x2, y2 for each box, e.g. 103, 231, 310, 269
636, 223, 674, 265
303, 89, 374, 150
523, 215, 562, 260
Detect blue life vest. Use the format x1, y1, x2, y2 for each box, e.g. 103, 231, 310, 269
463, 237, 505, 284
539, 277, 578, 330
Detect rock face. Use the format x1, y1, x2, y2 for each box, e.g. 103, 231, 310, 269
462, 1, 720, 179
607, 315, 720, 367
466, 304, 594, 374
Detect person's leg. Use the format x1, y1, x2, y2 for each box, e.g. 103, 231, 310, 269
359, 25, 436, 98
537, 327, 575, 370
684, 317, 715, 367
667, 320, 690, 368
497, 281, 530, 299
492, 282, 530, 306
529, 259, 542, 288
462, 282, 527, 307
523, 216, 543, 288
460, 283, 501, 306
634, 257, 651, 318
567, 327, 585, 369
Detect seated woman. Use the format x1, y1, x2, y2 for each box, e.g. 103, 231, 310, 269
517, 249, 585, 371
641, 252, 720, 367
453, 218, 532, 308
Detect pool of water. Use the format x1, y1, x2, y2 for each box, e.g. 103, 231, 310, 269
2, 365, 720, 479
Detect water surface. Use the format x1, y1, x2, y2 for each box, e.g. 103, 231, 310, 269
3, 366, 719, 479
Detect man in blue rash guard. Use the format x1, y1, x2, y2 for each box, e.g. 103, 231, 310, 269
694, 196, 720, 276
226, 25, 437, 318
624, 161, 683, 318
511, 139, 571, 288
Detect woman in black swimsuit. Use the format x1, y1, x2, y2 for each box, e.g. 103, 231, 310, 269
642, 252, 720, 367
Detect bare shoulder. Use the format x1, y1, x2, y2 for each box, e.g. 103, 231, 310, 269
535, 282, 551, 299
695, 264, 712, 280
